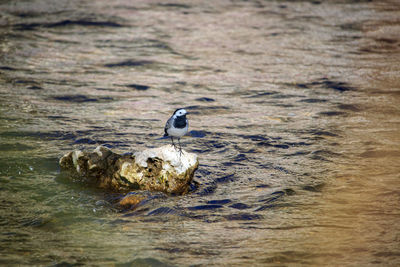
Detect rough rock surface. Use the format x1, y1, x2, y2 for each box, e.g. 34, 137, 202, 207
59, 145, 199, 194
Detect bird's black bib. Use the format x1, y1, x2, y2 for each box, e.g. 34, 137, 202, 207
173, 115, 187, 128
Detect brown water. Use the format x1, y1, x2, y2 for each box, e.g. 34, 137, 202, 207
1, 0, 399, 266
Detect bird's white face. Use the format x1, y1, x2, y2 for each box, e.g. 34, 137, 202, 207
174, 109, 187, 117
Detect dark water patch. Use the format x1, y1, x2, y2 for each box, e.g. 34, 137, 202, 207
271, 103, 295, 108
245, 91, 278, 98
296, 78, 355, 92
254, 204, 278, 211
122, 207, 150, 217
207, 199, 231, 205
27, 85, 42, 90
196, 167, 212, 176
259, 191, 285, 204
48, 115, 66, 120
51, 261, 84, 267
73, 138, 97, 145
104, 60, 155, 68
0, 143, 34, 151
295, 83, 309, 89
96, 140, 129, 148
337, 104, 360, 111
51, 94, 113, 103
154, 246, 188, 254
157, 3, 191, 9
147, 207, 177, 216
256, 184, 271, 188
13, 79, 40, 87
215, 173, 235, 183
222, 161, 245, 167
195, 97, 215, 102
284, 188, 296, 196
125, 84, 150, 91
14, 20, 123, 31
340, 21, 364, 31
0, 66, 16, 71
257, 141, 290, 149
284, 151, 310, 157
48, 20, 123, 28
207, 140, 227, 149
309, 150, 341, 161
314, 78, 355, 92
197, 183, 217, 196
271, 94, 300, 99
189, 130, 206, 138
188, 204, 223, 211
234, 49, 264, 55
259, 163, 291, 174
134, 39, 184, 56
309, 129, 338, 137
240, 134, 269, 142
318, 111, 347, 117
374, 37, 398, 44
224, 213, 262, 221
302, 183, 325, 192
235, 146, 257, 154
191, 147, 213, 154
233, 153, 248, 161
188, 180, 200, 193
229, 203, 251, 210
285, 141, 312, 147
299, 98, 327, 103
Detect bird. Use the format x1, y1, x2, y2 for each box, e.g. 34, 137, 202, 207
164, 108, 188, 153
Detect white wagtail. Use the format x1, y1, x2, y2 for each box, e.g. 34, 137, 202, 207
164, 108, 188, 153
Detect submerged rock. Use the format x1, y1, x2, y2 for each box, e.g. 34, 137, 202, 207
59, 145, 199, 194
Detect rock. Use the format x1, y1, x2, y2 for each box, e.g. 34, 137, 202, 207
118, 194, 145, 209
59, 145, 199, 195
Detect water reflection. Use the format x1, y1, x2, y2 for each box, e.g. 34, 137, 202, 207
0, 0, 399, 266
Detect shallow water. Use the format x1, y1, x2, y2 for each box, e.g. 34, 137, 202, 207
1, 0, 400, 266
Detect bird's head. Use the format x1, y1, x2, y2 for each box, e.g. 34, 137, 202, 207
173, 108, 187, 117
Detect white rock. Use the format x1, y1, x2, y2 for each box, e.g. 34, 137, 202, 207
134, 145, 198, 174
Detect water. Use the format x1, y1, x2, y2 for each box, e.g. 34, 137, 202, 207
1, 0, 399, 266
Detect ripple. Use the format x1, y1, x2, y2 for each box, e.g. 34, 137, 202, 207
224, 213, 262, 221
104, 60, 156, 68
215, 173, 235, 183
229, 203, 251, 210
51, 94, 113, 103
125, 84, 150, 90
302, 183, 325, 192
206, 199, 231, 205
318, 111, 347, 117
187, 204, 224, 211
294, 78, 356, 92
14, 20, 124, 31
147, 207, 178, 216
189, 130, 206, 138
195, 97, 215, 102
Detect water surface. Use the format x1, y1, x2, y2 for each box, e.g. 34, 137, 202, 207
1, 0, 399, 266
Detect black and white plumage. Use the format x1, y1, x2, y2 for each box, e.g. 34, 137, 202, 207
164, 108, 188, 152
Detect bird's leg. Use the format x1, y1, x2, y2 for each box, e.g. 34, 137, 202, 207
171, 137, 177, 150
178, 138, 183, 156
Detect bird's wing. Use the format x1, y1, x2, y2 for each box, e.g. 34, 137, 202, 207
164, 116, 173, 136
